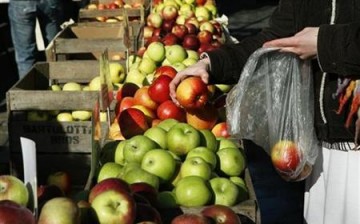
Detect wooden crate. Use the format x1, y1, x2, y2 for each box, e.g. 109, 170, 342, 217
46, 21, 143, 61
78, 0, 150, 23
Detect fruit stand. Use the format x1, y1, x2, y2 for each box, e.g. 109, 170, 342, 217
2, 0, 261, 223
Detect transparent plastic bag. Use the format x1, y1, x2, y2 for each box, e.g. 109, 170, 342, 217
226, 48, 319, 181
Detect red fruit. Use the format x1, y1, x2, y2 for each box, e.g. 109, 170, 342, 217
135, 203, 163, 224
107, 2, 119, 9
130, 182, 158, 207
157, 100, 186, 122
115, 82, 139, 102
0, 200, 36, 224
148, 75, 173, 103
115, 96, 135, 118
154, 65, 178, 79
118, 108, 149, 139
176, 76, 209, 109
186, 104, 218, 130
182, 34, 200, 51
271, 140, 302, 176
162, 5, 178, 21
162, 33, 179, 46
197, 30, 213, 44
89, 178, 131, 204
196, 0, 207, 6
171, 24, 188, 40
134, 86, 159, 111
201, 204, 241, 224
185, 23, 198, 35
171, 213, 212, 224
211, 122, 230, 138
161, 19, 176, 33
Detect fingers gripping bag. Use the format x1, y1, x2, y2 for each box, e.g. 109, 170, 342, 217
226, 47, 320, 181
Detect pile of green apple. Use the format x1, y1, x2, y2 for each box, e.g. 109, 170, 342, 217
98, 118, 249, 211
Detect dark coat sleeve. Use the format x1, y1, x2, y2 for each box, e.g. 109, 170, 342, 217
317, 22, 360, 76
206, 0, 297, 84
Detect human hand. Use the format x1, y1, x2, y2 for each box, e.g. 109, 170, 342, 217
169, 58, 210, 105
263, 27, 319, 59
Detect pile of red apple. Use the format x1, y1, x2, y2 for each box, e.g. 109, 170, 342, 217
142, 0, 223, 56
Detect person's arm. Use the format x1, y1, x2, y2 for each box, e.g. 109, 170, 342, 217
317, 22, 360, 76
207, 0, 297, 84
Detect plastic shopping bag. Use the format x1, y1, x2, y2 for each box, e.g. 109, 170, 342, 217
226, 48, 319, 181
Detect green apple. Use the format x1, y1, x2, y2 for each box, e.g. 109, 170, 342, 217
109, 62, 125, 84
123, 135, 159, 164
180, 156, 212, 180
38, 197, 80, 224
97, 162, 124, 183
186, 49, 199, 60
166, 44, 187, 64
125, 69, 146, 88
195, 6, 212, 21
138, 58, 157, 75
217, 147, 246, 176
156, 191, 178, 209
215, 84, 234, 93
171, 62, 187, 72
217, 137, 239, 150
199, 129, 218, 152
186, 146, 217, 170
114, 140, 127, 165
89, 76, 101, 91
146, 42, 166, 63
71, 110, 92, 121
0, 175, 29, 206
51, 84, 61, 91
141, 149, 176, 182
204, 3, 218, 17
27, 111, 49, 121
118, 162, 141, 178
144, 126, 168, 149
127, 54, 142, 67
62, 82, 82, 91
167, 123, 201, 156
56, 112, 73, 122
209, 177, 239, 206
174, 176, 212, 207
122, 167, 160, 190
91, 190, 136, 224
156, 118, 179, 131
230, 176, 249, 202
182, 57, 197, 67
161, 58, 172, 66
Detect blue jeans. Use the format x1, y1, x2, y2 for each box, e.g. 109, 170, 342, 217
8, 0, 63, 79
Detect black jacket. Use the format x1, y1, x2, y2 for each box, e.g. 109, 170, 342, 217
207, 0, 360, 143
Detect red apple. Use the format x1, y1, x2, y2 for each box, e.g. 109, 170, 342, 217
211, 39, 222, 48
185, 23, 198, 35
118, 108, 149, 139
197, 30, 213, 44
0, 200, 35, 224
162, 5, 178, 21
182, 34, 200, 51
186, 104, 218, 130
211, 20, 223, 36
176, 76, 209, 109
131, 105, 156, 125
201, 204, 241, 224
198, 43, 216, 54
145, 36, 162, 48
116, 96, 135, 118
185, 17, 200, 29
135, 203, 163, 224
108, 2, 120, 9
196, 0, 207, 6
148, 75, 173, 103
154, 65, 178, 79
152, 28, 166, 38
97, 3, 107, 9
115, 82, 139, 102
130, 182, 158, 207
161, 19, 176, 33
271, 140, 302, 177
157, 100, 186, 122
171, 213, 212, 224
211, 122, 230, 138
162, 33, 179, 46
89, 178, 131, 204
134, 86, 159, 111
171, 24, 188, 40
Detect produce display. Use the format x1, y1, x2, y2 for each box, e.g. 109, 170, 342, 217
3, 0, 260, 223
